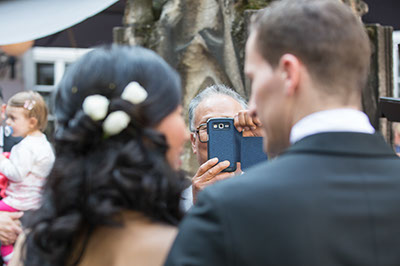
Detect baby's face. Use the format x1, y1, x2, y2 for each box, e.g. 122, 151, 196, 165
5, 106, 34, 137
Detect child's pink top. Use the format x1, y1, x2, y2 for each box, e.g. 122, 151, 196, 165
0, 134, 55, 211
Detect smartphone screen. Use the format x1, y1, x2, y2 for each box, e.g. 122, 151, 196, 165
207, 118, 240, 172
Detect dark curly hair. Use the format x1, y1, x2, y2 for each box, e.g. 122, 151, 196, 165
23, 45, 189, 266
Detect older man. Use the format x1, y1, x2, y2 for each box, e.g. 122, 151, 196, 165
166, 0, 400, 265
181, 84, 261, 208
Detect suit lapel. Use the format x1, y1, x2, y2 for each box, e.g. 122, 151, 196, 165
285, 132, 396, 157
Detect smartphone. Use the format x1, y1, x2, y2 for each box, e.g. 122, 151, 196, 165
240, 136, 267, 170
207, 118, 240, 172
380, 97, 400, 122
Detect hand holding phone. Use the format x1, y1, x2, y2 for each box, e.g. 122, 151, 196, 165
234, 110, 263, 136
191, 158, 236, 203
207, 117, 267, 173
207, 118, 240, 172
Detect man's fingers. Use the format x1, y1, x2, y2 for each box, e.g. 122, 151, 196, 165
244, 112, 257, 130
204, 160, 230, 181
194, 160, 230, 185
234, 115, 242, 133
213, 172, 235, 182
192, 161, 236, 204
235, 110, 262, 132
197, 172, 234, 189
234, 110, 248, 132
195, 158, 219, 177
240, 111, 252, 131
238, 111, 246, 127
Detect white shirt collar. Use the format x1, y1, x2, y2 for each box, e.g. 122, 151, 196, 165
290, 108, 375, 144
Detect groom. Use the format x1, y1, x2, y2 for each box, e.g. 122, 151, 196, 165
165, 0, 400, 265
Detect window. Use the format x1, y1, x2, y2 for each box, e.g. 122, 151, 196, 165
36, 63, 55, 85
23, 47, 90, 91
23, 47, 91, 139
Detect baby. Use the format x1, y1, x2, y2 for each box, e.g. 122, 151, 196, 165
0, 91, 55, 264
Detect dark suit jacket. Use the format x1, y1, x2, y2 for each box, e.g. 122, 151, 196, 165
165, 132, 400, 266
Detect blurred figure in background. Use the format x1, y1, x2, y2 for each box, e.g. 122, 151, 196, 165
0, 89, 23, 261
0, 91, 54, 264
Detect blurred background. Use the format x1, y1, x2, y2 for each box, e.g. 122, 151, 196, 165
1, 0, 399, 172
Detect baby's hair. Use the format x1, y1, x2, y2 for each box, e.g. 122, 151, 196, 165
8, 91, 48, 132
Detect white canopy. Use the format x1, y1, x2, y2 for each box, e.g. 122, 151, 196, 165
0, 0, 119, 45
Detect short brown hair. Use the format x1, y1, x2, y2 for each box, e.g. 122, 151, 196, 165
250, 0, 371, 98
8, 91, 48, 132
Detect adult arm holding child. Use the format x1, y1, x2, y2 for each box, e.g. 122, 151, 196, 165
0, 148, 33, 183
0, 211, 22, 246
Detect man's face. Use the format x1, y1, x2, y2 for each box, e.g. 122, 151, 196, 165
191, 95, 244, 165
245, 32, 292, 158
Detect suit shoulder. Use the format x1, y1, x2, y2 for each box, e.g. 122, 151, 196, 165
201, 157, 293, 203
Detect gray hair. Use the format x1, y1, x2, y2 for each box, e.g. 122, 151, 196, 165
188, 84, 247, 132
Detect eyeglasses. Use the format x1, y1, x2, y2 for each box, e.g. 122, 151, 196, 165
194, 123, 208, 143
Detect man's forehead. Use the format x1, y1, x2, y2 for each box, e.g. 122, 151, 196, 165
245, 32, 260, 74
194, 95, 243, 125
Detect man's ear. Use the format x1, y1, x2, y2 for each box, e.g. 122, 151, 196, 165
190, 133, 197, 154
279, 54, 301, 96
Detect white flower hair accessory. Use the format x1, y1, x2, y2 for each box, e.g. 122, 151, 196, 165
24, 100, 36, 111
82, 94, 110, 121
121, 81, 148, 104
102, 111, 131, 137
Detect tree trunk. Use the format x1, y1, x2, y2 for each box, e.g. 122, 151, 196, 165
114, 0, 272, 173
114, 0, 394, 173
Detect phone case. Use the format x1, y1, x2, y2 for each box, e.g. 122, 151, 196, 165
240, 136, 267, 170
207, 118, 240, 172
